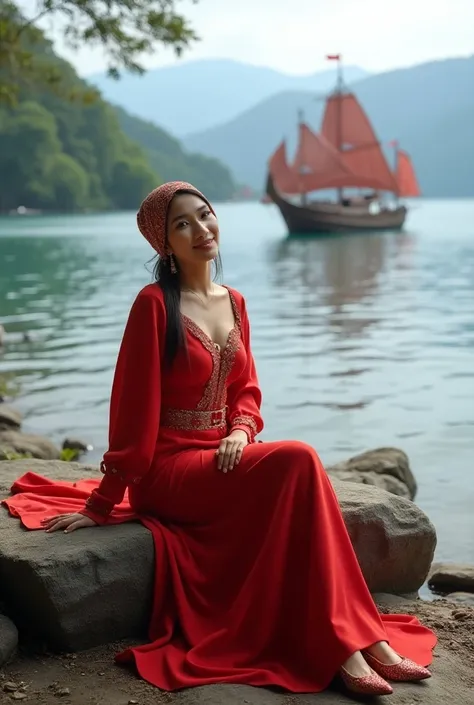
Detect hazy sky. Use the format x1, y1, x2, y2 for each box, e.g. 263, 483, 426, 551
27, 0, 474, 76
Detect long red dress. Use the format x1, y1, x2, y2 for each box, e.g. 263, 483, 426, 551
3, 284, 436, 693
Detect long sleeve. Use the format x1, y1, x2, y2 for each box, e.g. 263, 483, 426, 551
227, 295, 264, 443
80, 288, 164, 524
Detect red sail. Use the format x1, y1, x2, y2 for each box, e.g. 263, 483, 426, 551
269, 126, 398, 194
292, 123, 353, 192
321, 92, 398, 191
268, 141, 300, 194
342, 143, 398, 192
321, 93, 377, 149
396, 150, 421, 197
268, 132, 349, 195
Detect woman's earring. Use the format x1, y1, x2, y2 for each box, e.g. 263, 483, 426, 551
169, 254, 177, 274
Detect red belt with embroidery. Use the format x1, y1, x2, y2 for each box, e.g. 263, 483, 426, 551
161, 406, 228, 431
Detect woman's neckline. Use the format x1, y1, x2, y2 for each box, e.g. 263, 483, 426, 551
181, 285, 238, 354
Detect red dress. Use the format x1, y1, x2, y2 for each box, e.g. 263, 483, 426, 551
3, 284, 436, 693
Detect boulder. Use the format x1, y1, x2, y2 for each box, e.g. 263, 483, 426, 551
428, 562, 474, 593
0, 614, 18, 666
327, 447, 417, 500
333, 478, 435, 593
62, 437, 92, 453
0, 404, 22, 432
0, 458, 436, 651
0, 430, 60, 460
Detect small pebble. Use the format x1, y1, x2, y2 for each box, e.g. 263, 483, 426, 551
56, 687, 71, 697
3, 682, 18, 692
453, 610, 468, 620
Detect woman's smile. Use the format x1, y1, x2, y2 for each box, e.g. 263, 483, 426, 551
193, 237, 216, 250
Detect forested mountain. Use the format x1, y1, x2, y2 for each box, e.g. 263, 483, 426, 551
0, 19, 237, 213
115, 108, 235, 200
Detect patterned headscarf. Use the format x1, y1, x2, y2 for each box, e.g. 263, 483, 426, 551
136, 181, 215, 257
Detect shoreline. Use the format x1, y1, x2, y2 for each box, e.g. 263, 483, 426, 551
1, 598, 473, 705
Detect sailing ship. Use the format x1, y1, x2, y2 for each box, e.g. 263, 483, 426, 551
266, 55, 420, 234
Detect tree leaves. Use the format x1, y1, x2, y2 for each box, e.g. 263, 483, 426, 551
0, 0, 199, 102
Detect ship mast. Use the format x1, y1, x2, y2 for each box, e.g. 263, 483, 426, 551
392, 139, 400, 203
297, 108, 307, 205
327, 54, 344, 203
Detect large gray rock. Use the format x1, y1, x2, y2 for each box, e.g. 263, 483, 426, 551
332, 477, 435, 593
0, 404, 22, 431
0, 614, 18, 666
327, 447, 417, 500
0, 458, 436, 651
0, 430, 60, 460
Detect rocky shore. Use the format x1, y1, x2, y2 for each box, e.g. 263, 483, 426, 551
1, 398, 474, 704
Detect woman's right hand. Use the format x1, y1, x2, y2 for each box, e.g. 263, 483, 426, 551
41, 512, 98, 533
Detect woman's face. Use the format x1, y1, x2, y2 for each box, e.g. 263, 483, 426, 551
166, 193, 219, 266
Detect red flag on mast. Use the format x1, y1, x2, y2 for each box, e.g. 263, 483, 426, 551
326, 54, 341, 60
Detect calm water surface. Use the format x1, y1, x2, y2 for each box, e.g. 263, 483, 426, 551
1, 200, 473, 569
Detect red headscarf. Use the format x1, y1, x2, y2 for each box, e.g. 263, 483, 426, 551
136, 181, 215, 257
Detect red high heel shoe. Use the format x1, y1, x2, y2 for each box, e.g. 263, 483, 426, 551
339, 666, 394, 696
363, 651, 432, 682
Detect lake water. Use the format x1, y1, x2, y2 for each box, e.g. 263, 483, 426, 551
1, 200, 473, 571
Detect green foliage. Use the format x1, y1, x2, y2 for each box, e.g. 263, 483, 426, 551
0, 450, 33, 460
0, 0, 199, 105
60, 447, 80, 462
37, 0, 198, 77
0, 2, 237, 211
0, 372, 20, 399
45, 153, 91, 211
0, 1, 94, 106
116, 107, 237, 201
0, 92, 158, 211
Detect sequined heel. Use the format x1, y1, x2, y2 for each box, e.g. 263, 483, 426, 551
339, 666, 394, 696
363, 652, 431, 682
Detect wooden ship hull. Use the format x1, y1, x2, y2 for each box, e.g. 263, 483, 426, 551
266, 174, 407, 234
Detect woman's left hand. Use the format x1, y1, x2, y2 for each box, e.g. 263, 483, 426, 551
216, 429, 248, 472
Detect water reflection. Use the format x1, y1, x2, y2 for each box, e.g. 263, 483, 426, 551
267, 231, 414, 341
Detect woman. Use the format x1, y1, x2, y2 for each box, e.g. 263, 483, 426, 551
4, 182, 436, 697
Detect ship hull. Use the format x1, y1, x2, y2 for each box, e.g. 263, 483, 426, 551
266, 174, 407, 234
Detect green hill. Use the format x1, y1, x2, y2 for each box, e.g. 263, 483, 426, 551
0, 22, 237, 213
115, 107, 236, 200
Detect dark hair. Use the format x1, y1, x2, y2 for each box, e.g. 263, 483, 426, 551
150, 190, 223, 367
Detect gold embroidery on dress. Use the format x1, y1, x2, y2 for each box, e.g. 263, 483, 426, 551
232, 415, 257, 436
181, 316, 220, 410
182, 288, 241, 411
162, 406, 227, 431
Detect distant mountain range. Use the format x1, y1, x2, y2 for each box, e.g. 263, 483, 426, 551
89, 59, 369, 137
182, 56, 474, 197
